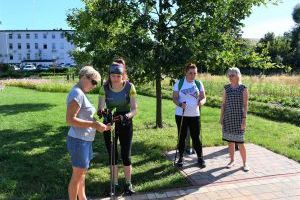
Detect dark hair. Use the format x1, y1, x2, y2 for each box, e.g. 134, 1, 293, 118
113, 58, 128, 81
185, 63, 197, 72
105, 58, 128, 86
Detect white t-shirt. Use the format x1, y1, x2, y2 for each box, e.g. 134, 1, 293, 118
173, 78, 204, 117
67, 86, 96, 141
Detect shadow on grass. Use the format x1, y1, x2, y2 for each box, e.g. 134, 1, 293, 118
87, 139, 188, 198
0, 103, 56, 116
0, 127, 188, 199
0, 125, 70, 200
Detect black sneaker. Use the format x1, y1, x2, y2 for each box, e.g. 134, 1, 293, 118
176, 156, 184, 167
105, 184, 122, 197
198, 158, 206, 168
114, 184, 122, 196
124, 183, 135, 196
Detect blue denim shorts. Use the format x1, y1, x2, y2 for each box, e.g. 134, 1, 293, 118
67, 136, 93, 169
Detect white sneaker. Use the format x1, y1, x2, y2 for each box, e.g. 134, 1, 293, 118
226, 161, 235, 169
243, 164, 250, 172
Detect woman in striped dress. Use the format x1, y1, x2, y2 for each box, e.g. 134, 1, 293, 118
220, 67, 249, 171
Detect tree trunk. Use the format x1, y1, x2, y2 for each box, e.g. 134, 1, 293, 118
155, 0, 164, 128
155, 66, 163, 128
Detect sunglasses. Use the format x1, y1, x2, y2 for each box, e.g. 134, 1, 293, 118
87, 76, 98, 86
90, 79, 98, 86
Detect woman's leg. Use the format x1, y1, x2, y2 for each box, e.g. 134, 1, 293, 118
119, 122, 133, 182
124, 165, 132, 181
227, 142, 235, 167
68, 167, 87, 200
175, 115, 188, 158
78, 171, 87, 200
104, 130, 119, 184
188, 116, 203, 158
119, 121, 135, 194
238, 143, 247, 166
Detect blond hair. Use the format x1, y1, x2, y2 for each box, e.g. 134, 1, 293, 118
227, 67, 242, 84
79, 66, 101, 82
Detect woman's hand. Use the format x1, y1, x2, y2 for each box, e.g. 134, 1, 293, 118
219, 117, 224, 126
241, 118, 246, 131
94, 121, 111, 132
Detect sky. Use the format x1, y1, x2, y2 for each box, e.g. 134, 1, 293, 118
0, 0, 299, 39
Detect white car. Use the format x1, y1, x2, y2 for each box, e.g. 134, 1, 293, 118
12, 65, 20, 71
22, 64, 36, 71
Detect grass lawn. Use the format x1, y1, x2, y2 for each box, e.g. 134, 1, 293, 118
0, 87, 299, 199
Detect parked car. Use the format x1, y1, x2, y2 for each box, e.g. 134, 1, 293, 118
65, 63, 76, 68
36, 64, 50, 71
22, 64, 36, 71
11, 65, 20, 71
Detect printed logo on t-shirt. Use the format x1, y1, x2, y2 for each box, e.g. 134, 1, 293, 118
180, 86, 199, 99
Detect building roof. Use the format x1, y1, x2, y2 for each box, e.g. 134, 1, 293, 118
0, 29, 74, 32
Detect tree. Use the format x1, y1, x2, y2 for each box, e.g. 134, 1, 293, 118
292, 3, 300, 71
255, 32, 295, 69
67, 0, 276, 128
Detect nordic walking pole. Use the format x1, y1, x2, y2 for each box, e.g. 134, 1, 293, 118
174, 102, 186, 166
107, 108, 116, 200
199, 105, 203, 158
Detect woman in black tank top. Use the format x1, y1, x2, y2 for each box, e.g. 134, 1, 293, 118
98, 58, 137, 196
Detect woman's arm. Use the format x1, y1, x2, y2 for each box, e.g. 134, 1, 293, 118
241, 88, 249, 130
126, 97, 137, 119
66, 100, 109, 132
220, 89, 227, 124
97, 96, 106, 111
243, 88, 249, 117
198, 86, 206, 106
173, 91, 180, 106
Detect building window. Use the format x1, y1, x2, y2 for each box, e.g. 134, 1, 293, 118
60, 43, 64, 49
43, 44, 47, 49
43, 33, 47, 39
9, 34, 13, 39
26, 43, 30, 49
10, 55, 13, 60
18, 54, 22, 61
27, 53, 30, 60
60, 53, 65, 60
9, 43, 13, 50
18, 43, 21, 49
52, 34, 55, 39
60, 33, 64, 38
26, 33, 30, 39
35, 53, 39, 60
52, 43, 56, 50
18, 34, 21, 39
35, 43, 38, 49
34, 33, 38, 39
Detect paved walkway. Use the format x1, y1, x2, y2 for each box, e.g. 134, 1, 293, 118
97, 144, 300, 200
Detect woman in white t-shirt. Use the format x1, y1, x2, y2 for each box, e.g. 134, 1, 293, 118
66, 66, 111, 200
172, 63, 206, 168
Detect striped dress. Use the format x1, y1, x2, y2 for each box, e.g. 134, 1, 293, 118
222, 84, 246, 143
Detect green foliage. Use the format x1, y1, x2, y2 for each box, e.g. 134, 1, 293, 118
291, 3, 300, 71
292, 3, 300, 23
255, 32, 295, 72
1, 86, 300, 199
66, 0, 277, 127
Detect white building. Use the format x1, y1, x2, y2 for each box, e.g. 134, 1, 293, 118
0, 29, 76, 66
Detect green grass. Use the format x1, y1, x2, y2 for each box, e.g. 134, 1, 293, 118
0, 87, 300, 199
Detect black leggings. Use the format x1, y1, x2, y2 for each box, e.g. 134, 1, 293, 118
103, 120, 133, 166
175, 115, 203, 158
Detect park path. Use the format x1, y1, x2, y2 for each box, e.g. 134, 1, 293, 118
98, 144, 300, 200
